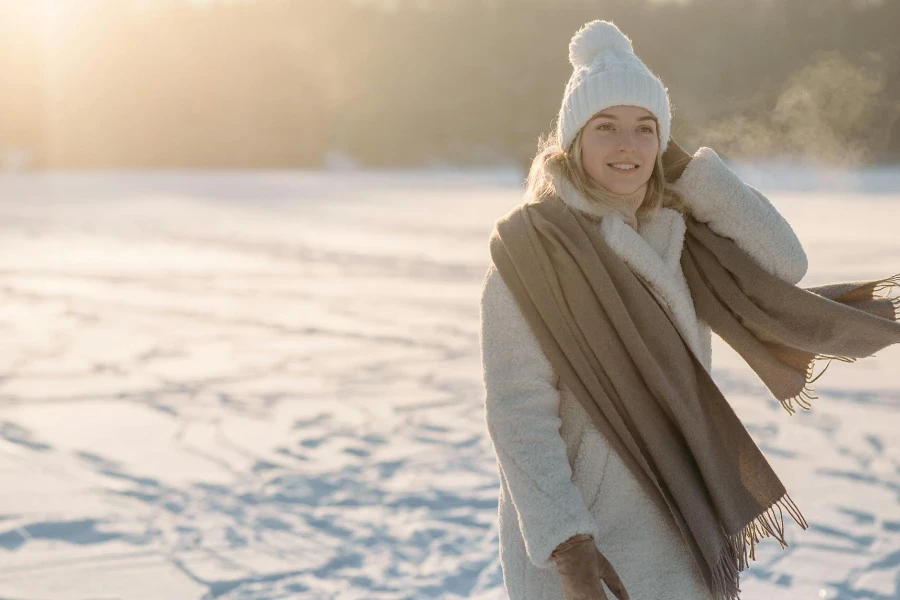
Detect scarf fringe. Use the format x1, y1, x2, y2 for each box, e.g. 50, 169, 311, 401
778, 353, 855, 415
778, 272, 900, 415
779, 273, 900, 415
872, 272, 900, 296
873, 273, 900, 320
711, 491, 808, 600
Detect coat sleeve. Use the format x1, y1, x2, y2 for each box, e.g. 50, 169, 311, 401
672, 146, 809, 285
479, 264, 600, 569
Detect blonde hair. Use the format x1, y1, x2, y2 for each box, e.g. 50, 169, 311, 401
525, 122, 687, 229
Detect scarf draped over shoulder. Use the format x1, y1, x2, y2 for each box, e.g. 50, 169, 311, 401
489, 193, 900, 600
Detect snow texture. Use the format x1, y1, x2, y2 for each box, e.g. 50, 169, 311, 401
0, 166, 898, 599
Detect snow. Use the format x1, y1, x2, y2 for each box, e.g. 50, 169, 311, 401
0, 167, 898, 599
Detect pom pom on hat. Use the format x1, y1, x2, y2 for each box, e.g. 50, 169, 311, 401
568, 20, 634, 68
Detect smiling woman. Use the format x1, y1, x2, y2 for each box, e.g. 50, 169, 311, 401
480, 18, 816, 600
524, 107, 688, 234
580, 106, 659, 194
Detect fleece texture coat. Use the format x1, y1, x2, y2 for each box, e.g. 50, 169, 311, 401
479, 146, 809, 600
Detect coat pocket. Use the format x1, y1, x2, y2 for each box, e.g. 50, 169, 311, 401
558, 385, 613, 515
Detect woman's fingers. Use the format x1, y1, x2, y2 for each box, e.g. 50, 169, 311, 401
590, 586, 609, 600
596, 551, 630, 600
552, 535, 630, 600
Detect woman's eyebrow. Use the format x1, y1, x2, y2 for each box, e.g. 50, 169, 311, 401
593, 113, 656, 122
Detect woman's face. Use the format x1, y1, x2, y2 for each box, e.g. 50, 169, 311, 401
579, 105, 659, 194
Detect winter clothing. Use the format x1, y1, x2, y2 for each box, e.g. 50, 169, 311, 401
684, 214, 899, 408
557, 20, 671, 153
490, 159, 900, 598
574, 178, 647, 232
551, 533, 630, 600
661, 138, 693, 183
479, 146, 807, 600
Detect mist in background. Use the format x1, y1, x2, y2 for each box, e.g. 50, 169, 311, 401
1, 0, 899, 171
3, 3, 900, 599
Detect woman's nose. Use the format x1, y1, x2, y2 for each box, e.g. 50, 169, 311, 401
618, 135, 637, 151
614, 131, 638, 149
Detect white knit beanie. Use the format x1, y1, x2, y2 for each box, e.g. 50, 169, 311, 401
556, 20, 671, 155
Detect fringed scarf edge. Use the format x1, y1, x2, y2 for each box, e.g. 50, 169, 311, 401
779, 272, 900, 415
708, 273, 900, 598
711, 492, 809, 600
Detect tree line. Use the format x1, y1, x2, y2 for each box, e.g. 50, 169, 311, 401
1, 0, 898, 169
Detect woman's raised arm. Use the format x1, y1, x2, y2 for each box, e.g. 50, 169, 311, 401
672, 146, 809, 285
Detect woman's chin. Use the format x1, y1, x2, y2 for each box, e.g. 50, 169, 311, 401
603, 182, 645, 195
588, 172, 649, 195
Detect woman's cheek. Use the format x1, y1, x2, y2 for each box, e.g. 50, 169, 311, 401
640, 138, 659, 161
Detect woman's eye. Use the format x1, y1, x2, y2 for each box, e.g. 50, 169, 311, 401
596, 123, 654, 132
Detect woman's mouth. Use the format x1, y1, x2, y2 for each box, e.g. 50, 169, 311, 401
608, 163, 640, 174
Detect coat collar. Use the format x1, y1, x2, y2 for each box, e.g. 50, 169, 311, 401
554, 178, 705, 360
553, 172, 686, 270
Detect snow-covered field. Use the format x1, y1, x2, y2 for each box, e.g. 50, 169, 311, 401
0, 167, 898, 600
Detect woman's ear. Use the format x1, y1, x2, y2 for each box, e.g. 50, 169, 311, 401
661, 137, 693, 184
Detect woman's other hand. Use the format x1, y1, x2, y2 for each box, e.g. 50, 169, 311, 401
661, 137, 693, 184
551, 534, 630, 600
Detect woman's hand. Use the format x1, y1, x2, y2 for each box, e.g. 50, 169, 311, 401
661, 137, 693, 184
551, 534, 630, 600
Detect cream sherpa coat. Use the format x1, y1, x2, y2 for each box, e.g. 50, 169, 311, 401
479, 147, 809, 600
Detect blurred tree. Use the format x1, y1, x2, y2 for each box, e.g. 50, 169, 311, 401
0, 0, 896, 168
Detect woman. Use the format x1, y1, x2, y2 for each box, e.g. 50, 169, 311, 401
479, 20, 809, 600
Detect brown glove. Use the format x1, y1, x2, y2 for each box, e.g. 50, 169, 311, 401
551, 534, 630, 600
661, 137, 693, 184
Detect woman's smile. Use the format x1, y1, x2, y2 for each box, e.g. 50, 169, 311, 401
608, 162, 642, 175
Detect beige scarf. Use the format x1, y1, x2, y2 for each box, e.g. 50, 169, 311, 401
489, 192, 900, 600
553, 170, 648, 232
